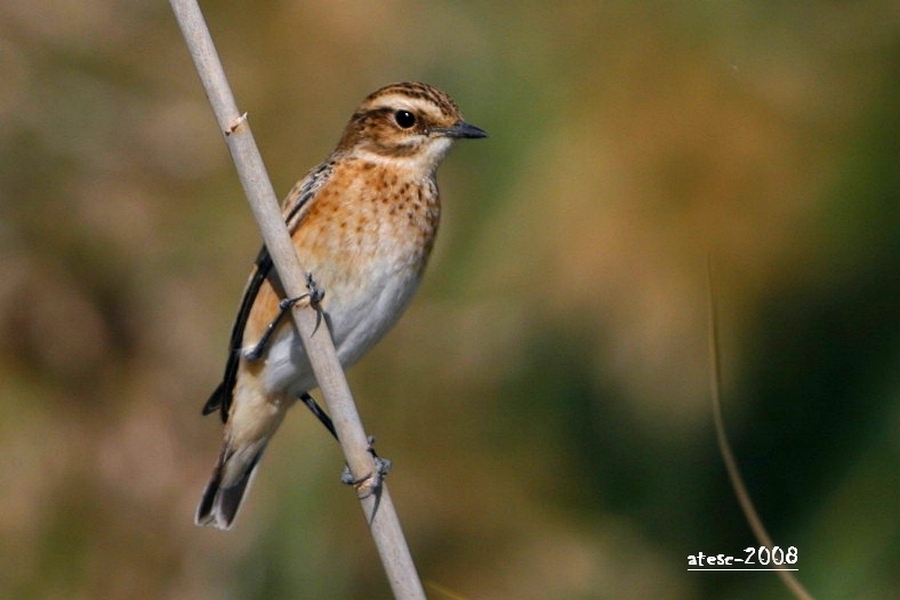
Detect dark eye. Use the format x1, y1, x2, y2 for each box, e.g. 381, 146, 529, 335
394, 110, 417, 129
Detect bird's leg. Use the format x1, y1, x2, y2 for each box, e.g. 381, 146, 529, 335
300, 393, 391, 498
244, 297, 295, 361
245, 272, 325, 361
299, 392, 337, 439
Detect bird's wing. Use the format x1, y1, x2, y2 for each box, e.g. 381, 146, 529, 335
202, 161, 335, 423
202, 248, 275, 422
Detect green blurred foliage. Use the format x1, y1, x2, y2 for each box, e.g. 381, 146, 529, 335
1, 1, 899, 598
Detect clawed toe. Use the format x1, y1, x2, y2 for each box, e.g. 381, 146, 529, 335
340, 437, 391, 498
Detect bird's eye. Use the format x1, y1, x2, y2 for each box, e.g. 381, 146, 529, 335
394, 110, 417, 129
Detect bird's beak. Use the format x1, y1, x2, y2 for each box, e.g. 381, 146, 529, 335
438, 120, 488, 139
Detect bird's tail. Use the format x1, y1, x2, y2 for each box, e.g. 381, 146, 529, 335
195, 441, 267, 530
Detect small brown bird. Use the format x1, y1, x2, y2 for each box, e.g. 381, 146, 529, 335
196, 82, 486, 529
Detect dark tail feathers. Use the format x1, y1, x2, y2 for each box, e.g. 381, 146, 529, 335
195, 447, 265, 530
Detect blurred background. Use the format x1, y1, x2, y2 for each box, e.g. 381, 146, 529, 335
2, 1, 900, 598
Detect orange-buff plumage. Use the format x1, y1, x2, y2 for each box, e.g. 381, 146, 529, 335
196, 82, 486, 530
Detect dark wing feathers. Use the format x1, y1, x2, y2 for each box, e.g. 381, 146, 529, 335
202, 249, 275, 422
202, 161, 334, 423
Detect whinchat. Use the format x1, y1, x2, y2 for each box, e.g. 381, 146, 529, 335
196, 82, 486, 530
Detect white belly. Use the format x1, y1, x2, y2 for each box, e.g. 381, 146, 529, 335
255, 260, 422, 397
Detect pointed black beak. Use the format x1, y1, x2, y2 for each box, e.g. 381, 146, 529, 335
438, 120, 488, 139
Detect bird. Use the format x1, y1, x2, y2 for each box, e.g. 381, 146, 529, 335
196, 82, 487, 530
